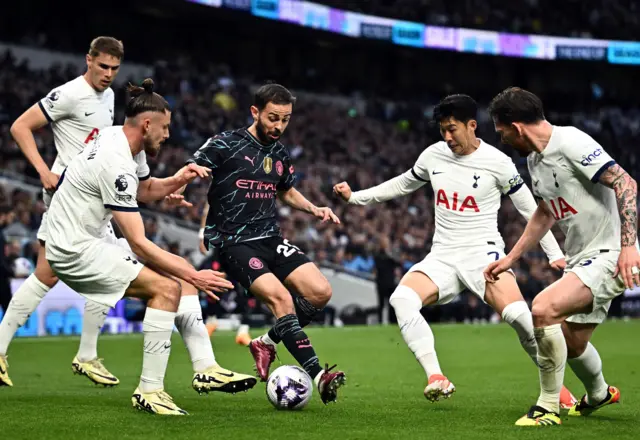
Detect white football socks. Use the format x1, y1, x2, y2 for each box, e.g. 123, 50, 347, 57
0, 274, 50, 355
175, 295, 216, 372
534, 324, 567, 414
260, 333, 277, 347
501, 301, 539, 367
390, 285, 442, 378
139, 308, 176, 393
567, 342, 608, 404
76, 300, 110, 362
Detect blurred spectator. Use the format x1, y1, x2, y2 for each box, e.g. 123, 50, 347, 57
317, 0, 640, 40
0, 204, 15, 313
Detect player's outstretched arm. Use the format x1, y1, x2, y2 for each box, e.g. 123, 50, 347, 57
137, 163, 210, 203
111, 209, 233, 297
508, 184, 565, 268
277, 187, 340, 223
484, 200, 556, 282
10, 104, 58, 192
598, 163, 640, 287
334, 170, 427, 206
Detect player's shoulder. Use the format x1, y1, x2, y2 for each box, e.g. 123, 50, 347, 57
552, 125, 596, 146
213, 128, 246, 142
476, 140, 510, 160
55, 76, 92, 97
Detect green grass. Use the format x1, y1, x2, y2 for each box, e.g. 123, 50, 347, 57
1, 321, 639, 440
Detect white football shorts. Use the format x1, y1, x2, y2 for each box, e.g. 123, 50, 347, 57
408, 242, 509, 304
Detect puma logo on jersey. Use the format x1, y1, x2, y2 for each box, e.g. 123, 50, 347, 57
244, 156, 256, 166
436, 189, 479, 212
548, 197, 577, 220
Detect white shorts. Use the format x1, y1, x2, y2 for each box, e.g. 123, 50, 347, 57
47, 235, 142, 308
36, 191, 53, 242
408, 243, 508, 304
565, 250, 625, 324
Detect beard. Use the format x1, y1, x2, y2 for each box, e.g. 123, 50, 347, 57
256, 120, 281, 144
143, 136, 161, 158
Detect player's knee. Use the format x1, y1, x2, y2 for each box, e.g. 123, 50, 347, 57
154, 277, 182, 310
531, 297, 560, 327
310, 279, 332, 307
265, 289, 295, 315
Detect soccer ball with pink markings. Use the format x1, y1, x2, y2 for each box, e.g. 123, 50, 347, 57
266, 365, 313, 410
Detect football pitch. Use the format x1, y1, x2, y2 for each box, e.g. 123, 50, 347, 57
1, 321, 639, 440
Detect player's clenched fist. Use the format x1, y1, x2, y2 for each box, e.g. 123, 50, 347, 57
333, 182, 352, 202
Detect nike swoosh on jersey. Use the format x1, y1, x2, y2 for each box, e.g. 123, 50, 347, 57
85, 112, 95, 116
432, 171, 444, 175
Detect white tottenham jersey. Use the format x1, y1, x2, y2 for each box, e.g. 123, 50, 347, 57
39, 76, 115, 175
46, 126, 144, 260
412, 141, 524, 249
528, 126, 619, 265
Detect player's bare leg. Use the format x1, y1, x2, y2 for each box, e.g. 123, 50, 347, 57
251, 263, 332, 378
484, 272, 576, 409
516, 273, 594, 426
126, 267, 186, 415
171, 277, 256, 395
563, 322, 620, 416
248, 273, 345, 404
389, 271, 455, 402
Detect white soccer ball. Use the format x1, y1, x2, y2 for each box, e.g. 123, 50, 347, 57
266, 365, 313, 410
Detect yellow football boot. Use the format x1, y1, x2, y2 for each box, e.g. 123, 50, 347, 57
192, 363, 257, 395
72, 356, 120, 386
515, 405, 561, 426
568, 386, 620, 417
131, 388, 188, 415
0, 355, 13, 387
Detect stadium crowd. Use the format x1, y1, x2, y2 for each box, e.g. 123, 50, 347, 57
317, 0, 640, 40
1, 46, 639, 313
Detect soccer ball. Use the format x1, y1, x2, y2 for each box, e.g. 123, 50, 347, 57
266, 365, 313, 410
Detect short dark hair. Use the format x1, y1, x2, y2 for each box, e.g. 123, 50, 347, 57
433, 94, 478, 124
488, 87, 545, 124
89, 36, 124, 60
125, 78, 170, 118
254, 83, 296, 110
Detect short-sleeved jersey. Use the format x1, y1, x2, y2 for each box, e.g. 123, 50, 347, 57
527, 126, 619, 265
38, 76, 115, 175
46, 126, 141, 260
188, 128, 297, 248
411, 140, 524, 249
